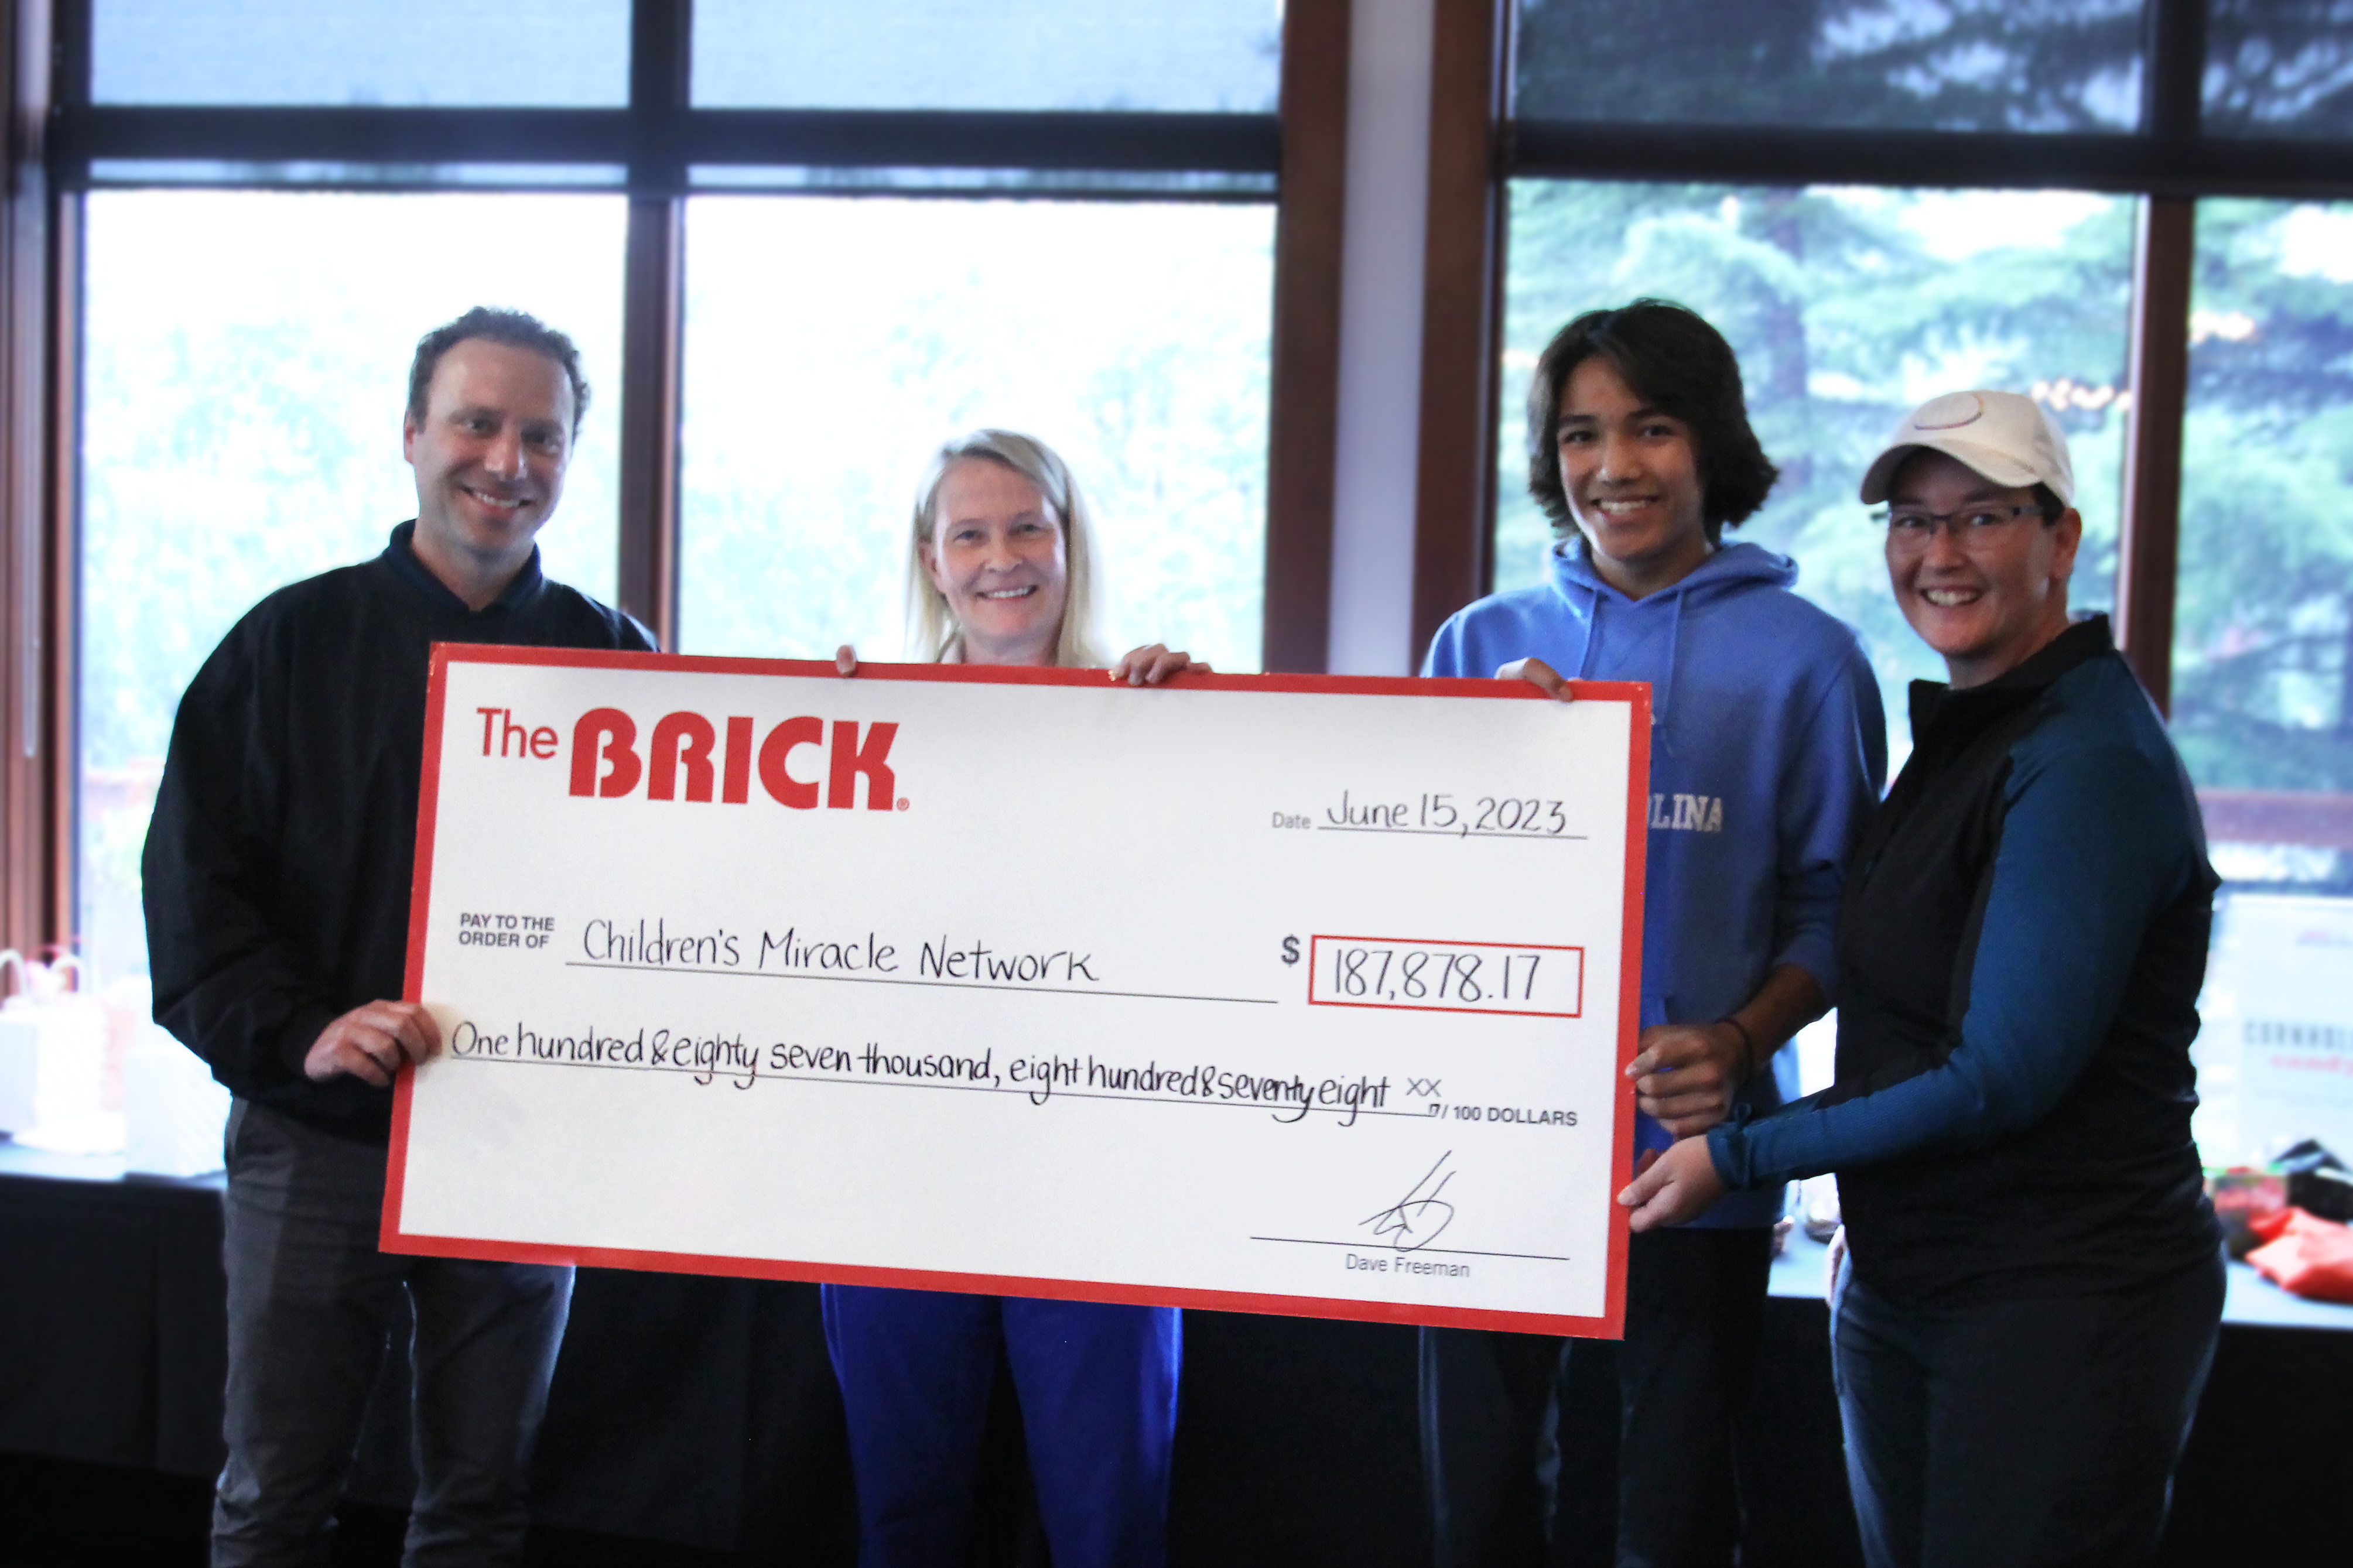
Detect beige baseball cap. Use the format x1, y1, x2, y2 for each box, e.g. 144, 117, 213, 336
1858, 389, 2076, 506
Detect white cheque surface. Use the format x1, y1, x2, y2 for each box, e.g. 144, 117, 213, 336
389, 653, 1643, 1335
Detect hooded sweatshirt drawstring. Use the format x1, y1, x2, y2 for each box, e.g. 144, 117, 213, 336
1658, 586, 1688, 738
1563, 551, 1695, 735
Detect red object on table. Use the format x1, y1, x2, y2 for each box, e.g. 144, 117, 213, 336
2246, 1207, 2353, 1305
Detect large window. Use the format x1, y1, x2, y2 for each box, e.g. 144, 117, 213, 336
2171, 197, 2353, 1166
1499, 179, 2133, 748
90, 0, 633, 107
54, 0, 1290, 990
690, 0, 1281, 113
678, 197, 1272, 667
1494, 0, 2353, 1176
76, 193, 627, 984
1514, 0, 2147, 132
2201, 1, 2353, 136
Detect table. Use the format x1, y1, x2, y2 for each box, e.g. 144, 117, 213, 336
6, 1141, 2348, 1566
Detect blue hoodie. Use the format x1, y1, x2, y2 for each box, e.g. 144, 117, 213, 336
1424, 538, 1887, 1227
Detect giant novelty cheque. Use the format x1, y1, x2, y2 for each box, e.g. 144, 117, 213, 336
383, 649, 1649, 1337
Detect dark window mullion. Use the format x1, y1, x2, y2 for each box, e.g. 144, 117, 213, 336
55, 0, 91, 111
44, 189, 81, 953
616, 0, 688, 643
47, 105, 1282, 194
52, 105, 638, 173
615, 196, 683, 647
630, 0, 689, 193
1506, 122, 2353, 202
2116, 195, 2195, 715
2113, 0, 2205, 717
679, 109, 1281, 174
2144, 0, 2207, 142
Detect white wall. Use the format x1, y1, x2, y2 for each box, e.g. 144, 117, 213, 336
1325, 0, 1435, 677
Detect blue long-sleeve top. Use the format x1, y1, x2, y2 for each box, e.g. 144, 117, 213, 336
1707, 618, 2222, 1301
1426, 539, 1886, 1226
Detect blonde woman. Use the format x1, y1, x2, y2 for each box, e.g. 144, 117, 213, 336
839, 427, 1195, 683
830, 429, 1196, 1568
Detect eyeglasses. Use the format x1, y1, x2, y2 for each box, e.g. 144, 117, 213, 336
1870, 502, 2044, 549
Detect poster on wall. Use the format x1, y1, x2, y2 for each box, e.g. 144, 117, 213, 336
2224, 892, 2353, 1162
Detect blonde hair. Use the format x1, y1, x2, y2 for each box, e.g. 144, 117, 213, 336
906, 429, 1109, 669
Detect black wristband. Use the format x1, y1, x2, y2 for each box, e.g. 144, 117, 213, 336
1718, 1016, 1757, 1081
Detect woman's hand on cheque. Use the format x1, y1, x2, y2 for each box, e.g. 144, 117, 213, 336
1111, 645, 1209, 686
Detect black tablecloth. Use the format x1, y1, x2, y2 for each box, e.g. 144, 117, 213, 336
6, 1163, 2348, 1566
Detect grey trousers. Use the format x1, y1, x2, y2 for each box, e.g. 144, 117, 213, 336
213, 1098, 573, 1568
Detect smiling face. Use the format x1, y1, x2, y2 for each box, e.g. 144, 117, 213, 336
1556, 355, 1713, 599
403, 338, 572, 593
921, 457, 1069, 667
1886, 449, 2081, 689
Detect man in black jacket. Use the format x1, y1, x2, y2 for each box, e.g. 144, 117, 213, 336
145, 307, 654, 1566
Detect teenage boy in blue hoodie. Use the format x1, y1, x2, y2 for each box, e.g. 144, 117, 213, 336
1418, 299, 1886, 1567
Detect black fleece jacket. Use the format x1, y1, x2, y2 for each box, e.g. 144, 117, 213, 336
143, 523, 654, 1144
1709, 618, 2221, 1303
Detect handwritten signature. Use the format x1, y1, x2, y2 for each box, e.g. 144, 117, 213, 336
1362, 1151, 1458, 1252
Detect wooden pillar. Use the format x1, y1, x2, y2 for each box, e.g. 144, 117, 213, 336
1259, 0, 1351, 675
2115, 196, 2194, 712
1408, 0, 1510, 663
2115, 0, 2205, 712
0, 0, 68, 958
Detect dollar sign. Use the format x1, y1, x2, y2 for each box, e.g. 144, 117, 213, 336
1281, 935, 1301, 966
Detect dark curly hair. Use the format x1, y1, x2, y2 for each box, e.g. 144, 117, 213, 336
1526, 299, 1778, 546
405, 306, 589, 440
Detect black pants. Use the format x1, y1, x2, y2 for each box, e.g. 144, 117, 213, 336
1831, 1248, 2223, 1568
214, 1100, 573, 1568
1420, 1227, 1773, 1568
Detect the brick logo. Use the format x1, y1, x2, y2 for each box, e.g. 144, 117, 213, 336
563, 708, 898, 810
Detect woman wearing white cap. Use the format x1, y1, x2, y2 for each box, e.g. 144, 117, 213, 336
827, 428, 1197, 1568
1622, 389, 2225, 1568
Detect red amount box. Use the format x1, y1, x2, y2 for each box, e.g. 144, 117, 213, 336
1306, 936, 1585, 1019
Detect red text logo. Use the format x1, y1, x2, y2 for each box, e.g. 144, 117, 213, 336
566, 708, 899, 810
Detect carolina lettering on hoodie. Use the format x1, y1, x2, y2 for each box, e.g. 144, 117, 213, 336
1422, 538, 1886, 1228
1650, 793, 1725, 833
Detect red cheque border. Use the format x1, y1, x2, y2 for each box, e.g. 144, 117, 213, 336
381, 643, 455, 1248
385, 645, 1652, 1340
1609, 687, 1652, 1334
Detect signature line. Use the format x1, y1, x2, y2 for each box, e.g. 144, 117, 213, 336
1248, 1236, 1572, 1263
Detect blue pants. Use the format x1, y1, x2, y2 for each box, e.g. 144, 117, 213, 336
821, 1285, 1181, 1568
214, 1099, 572, 1567
1831, 1248, 2224, 1568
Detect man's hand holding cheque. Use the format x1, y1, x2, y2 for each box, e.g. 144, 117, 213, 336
303, 1001, 443, 1087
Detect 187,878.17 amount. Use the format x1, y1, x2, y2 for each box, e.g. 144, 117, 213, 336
1305, 936, 1585, 1020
